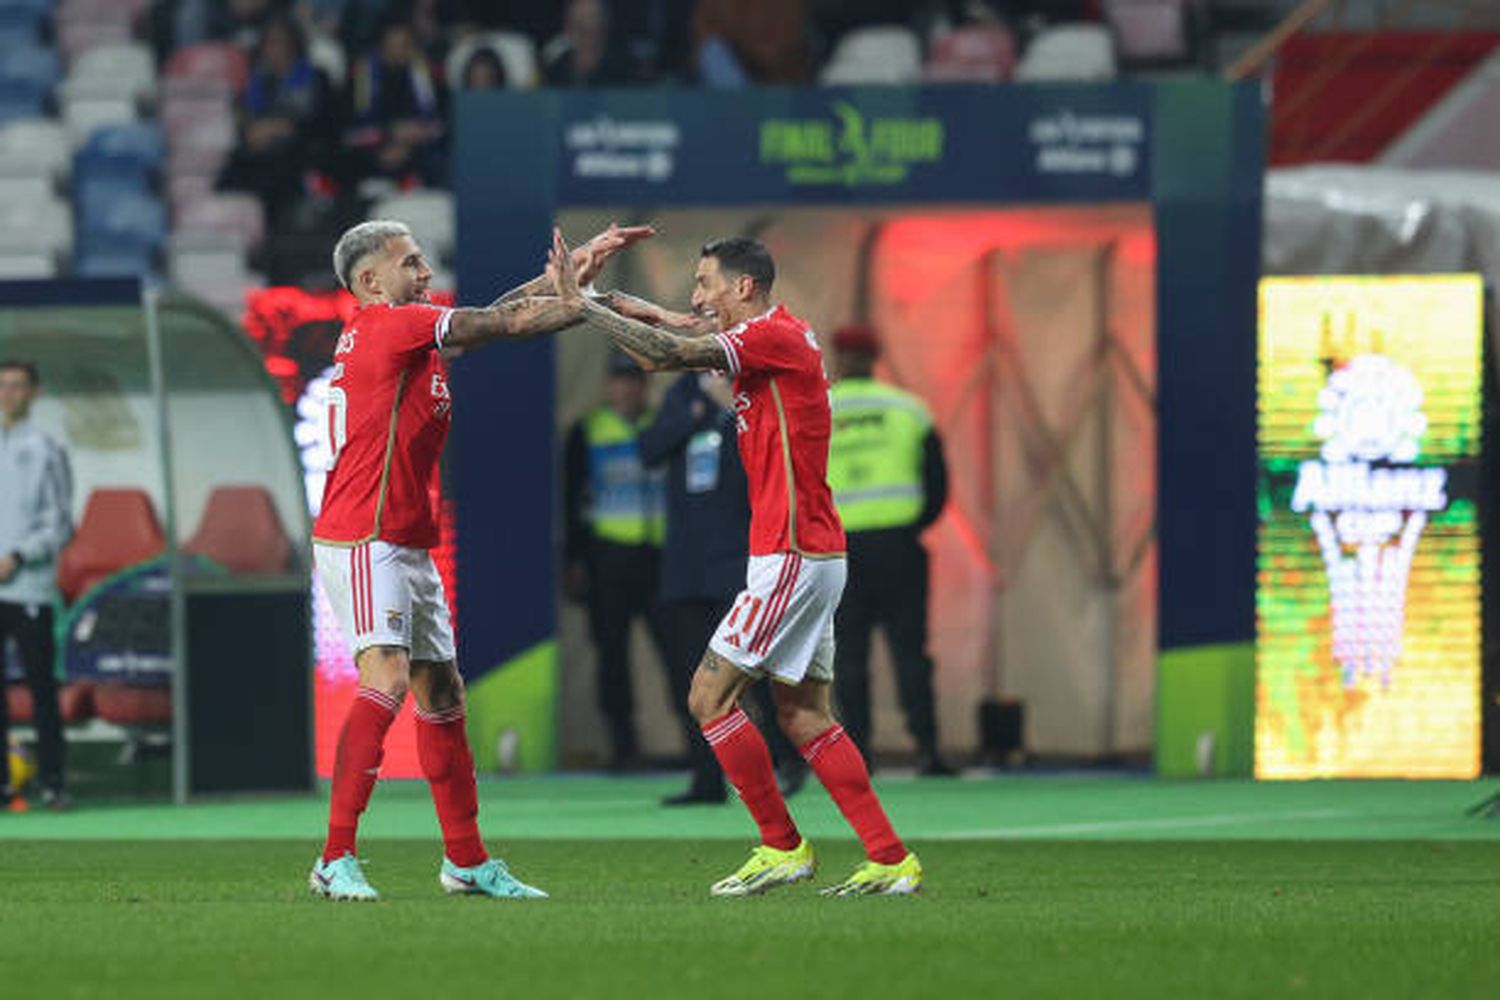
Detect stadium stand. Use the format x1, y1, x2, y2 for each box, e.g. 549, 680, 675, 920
0, 0, 1174, 298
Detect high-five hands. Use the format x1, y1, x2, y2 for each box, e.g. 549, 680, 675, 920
575, 222, 654, 286
548, 228, 583, 305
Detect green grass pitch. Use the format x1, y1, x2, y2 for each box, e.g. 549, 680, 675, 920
3, 777, 1499, 999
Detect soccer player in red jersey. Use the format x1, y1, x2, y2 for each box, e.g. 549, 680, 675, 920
309, 219, 650, 901
550, 230, 922, 896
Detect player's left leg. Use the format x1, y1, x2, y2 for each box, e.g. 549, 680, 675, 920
688, 652, 813, 895
774, 679, 922, 896
407, 549, 545, 899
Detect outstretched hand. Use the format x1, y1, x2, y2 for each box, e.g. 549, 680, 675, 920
575, 222, 655, 286
548, 227, 582, 304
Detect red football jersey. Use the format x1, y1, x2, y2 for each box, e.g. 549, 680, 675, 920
313, 302, 454, 549
715, 305, 846, 557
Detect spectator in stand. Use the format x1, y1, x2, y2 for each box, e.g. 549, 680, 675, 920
218, 14, 340, 224
343, 15, 449, 189
332, 0, 397, 53
177, 0, 286, 50
459, 47, 507, 91
406, 0, 458, 63
541, 0, 636, 88
453, 1, 560, 43
693, 0, 813, 85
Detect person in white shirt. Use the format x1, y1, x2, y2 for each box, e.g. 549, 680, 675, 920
0, 359, 74, 812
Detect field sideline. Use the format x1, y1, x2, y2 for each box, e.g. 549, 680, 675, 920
3, 776, 1499, 999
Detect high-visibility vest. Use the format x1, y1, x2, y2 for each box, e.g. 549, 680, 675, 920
584, 406, 664, 545
828, 378, 930, 532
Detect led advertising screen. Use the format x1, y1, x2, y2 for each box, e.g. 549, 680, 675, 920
1256, 275, 1483, 779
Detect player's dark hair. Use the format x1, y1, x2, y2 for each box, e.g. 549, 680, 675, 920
0, 359, 39, 386
701, 237, 775, 295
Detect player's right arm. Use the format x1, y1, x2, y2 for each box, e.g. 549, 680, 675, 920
443, 295, 587, 351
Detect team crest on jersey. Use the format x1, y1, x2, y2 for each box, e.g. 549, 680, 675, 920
386, 610, 405, 633
335, 330, 357, 355
431, 372, 451, 416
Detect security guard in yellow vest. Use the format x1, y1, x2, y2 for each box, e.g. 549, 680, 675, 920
828, 325, 954, 776
563, 350, 669, 769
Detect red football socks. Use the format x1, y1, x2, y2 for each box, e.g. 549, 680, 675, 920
703, 708, 800, 851
323, 686, 400, 863
801, 724, 906, 865
415, 704, 488, 868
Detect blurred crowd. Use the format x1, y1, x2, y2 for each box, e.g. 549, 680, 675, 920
164, 0, 1115, 216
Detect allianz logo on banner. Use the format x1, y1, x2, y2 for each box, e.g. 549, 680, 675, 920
1289, 355, 1447, 692
566, 116, 681, 182
1028, 110, 1143, 177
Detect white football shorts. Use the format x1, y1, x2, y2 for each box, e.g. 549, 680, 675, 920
314, 540, 456, 662
709, 552, 847, 685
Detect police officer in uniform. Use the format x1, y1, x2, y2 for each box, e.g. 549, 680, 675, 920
0, 359, 74, 810
563, 351, 669, 770
827, 326, 954, 776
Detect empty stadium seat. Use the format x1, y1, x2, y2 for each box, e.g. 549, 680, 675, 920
820, 26, 924, 85
1015, 24, 1118, 81
74, 242, 155, 277
60, 42, 156, 104
446, 31, 540, 89
161, 97, 236, 156
92, 681, 171, 726
62, 96, 138, 146
167, 172, 214, 215
0, 4, 44, 49
371, 189, 454, 262
0, 78, 48, 125
183, 486, 293, 575
178, 193, 265, 252
168, 229, 252, 311
56, 488, 167, 605
164, 42, 250, 95
1105, 0, 1194, 62
0, 194, 73, 258
0, 119, 70, 180
925, 25, 1017, 82
75, 123, 165, 179
57, 21, 133, 67
79, 190, 166, 248
0, 173, 53, 202
6, 681, 95, 725
0, 251, 58, 278
0, 47, 61, 92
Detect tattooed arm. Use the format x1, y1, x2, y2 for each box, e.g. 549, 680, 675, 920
580, 299, 728, 372
443, 295, 586, 351
545, 228, 726, 371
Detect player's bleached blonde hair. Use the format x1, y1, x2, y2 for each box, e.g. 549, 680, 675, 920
332, 220, 414, 291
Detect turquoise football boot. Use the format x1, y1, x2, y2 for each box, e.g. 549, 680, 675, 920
308, 854, 380, 901
440, 857, 548, 899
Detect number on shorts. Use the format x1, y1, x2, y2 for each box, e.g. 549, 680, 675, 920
724, 593, 764, 645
